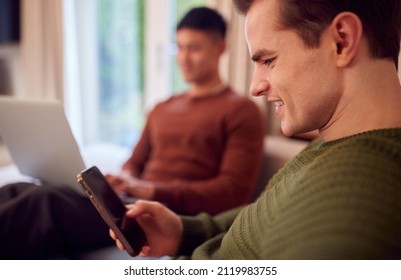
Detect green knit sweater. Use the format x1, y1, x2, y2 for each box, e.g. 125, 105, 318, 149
178, 128, 401, 259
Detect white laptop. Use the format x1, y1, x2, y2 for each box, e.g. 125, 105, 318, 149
0, 97, 86, 195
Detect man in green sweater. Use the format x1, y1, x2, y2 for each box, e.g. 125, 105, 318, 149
110, 0, 401, 259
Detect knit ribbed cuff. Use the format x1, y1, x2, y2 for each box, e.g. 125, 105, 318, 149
177, 215, 208, 257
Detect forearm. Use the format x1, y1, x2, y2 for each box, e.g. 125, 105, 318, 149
152, 175, 252, 215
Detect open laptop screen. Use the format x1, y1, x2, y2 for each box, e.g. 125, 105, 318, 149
0, 97, 86, 194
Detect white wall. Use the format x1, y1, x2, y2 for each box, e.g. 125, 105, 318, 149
0, 45, 21, 166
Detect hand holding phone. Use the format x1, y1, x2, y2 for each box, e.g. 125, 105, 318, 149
76, 166, 146, 256
110, 200, 185, 258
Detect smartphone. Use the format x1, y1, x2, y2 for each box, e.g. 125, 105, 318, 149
76, 166, 146, 256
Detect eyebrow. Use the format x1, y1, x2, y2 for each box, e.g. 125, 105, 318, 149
251, 49, 274, 62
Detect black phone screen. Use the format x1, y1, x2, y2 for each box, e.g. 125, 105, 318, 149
83, 168, 126, 225
78, 166, 146, 256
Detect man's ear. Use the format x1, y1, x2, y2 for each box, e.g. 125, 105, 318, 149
218, 40, 227, 56
329, 12, 363, 67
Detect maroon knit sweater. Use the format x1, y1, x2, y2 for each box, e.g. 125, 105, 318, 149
122, 87, 264, 215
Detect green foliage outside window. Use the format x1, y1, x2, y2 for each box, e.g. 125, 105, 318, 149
98, 0, 145, 147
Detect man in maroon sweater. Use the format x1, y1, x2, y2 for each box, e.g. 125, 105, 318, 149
0, 7, 263, 259
106, 7, 264, 215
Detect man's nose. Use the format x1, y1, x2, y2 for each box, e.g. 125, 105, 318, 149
249, 71, 271, 97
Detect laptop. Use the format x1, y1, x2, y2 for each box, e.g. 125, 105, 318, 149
0, 97, 86, 195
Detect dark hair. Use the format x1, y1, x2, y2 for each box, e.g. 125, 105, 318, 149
233, 0, 401, 67
176, 7, 227, 39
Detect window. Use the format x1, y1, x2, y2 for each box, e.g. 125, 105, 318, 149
63, 0, 206, 149
97, 0, 145, 147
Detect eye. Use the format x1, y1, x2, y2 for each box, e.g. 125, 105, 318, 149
262, 57, 276, 67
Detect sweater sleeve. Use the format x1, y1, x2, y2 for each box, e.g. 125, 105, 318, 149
153, 100, 265, 215
177, 206, 243, 257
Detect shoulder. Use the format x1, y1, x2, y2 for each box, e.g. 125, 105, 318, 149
300, 130, 401, 199
148, 93, 189, 117
217, 88, 261, 118
280, 129, 401, 209
321, 130, 401, 166
153, 93, 188, 108
220, 88, 257, 106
